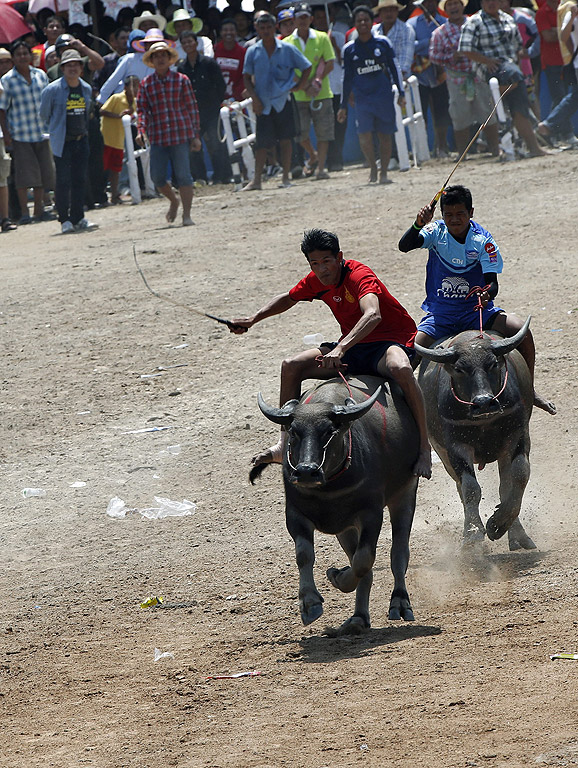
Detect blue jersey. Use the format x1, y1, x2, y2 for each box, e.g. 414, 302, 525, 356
340, 35, 403, 110
419, 219, 503, 313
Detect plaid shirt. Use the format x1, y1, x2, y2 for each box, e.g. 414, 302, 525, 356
136, 70, 200, 147
429, 20, 472, 75
0, 66, 49, 143
374, 19, 416, 79
459, 9, 522, 81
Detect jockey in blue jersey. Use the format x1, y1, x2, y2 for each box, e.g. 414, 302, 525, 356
399, 184, 556, 414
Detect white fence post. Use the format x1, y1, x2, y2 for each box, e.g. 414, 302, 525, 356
219, 98, 257, 192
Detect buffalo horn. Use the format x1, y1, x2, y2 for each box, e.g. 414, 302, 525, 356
257, 393, 299, 425
331, 384, 383, 424
413, 342, 458, 364
489, 316, 531, 356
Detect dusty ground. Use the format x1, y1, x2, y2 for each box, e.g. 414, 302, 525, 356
1, 150, 577, 768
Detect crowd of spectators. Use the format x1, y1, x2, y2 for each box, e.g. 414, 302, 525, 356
0, 0, 576, 232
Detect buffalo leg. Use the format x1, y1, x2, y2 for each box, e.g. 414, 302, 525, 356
327, 527, 374, 634
487, 450, 533, 546
286, 513, 324, 626
439, 447, 485, 543
387, 483, 417, 621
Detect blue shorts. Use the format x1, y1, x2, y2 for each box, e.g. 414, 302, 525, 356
321, 340, 414, 376
355, 101, 396, 135
150, 142, 193, 188
418, 306, 504, 341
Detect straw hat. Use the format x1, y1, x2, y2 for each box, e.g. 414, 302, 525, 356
143, 40, 180, 67
373, 0, 403, 11
133, 10, 167, 32
133, 28, 175, 53
166, 8, 203, 36
438, 0, 465, 11
0, 48, 11, 60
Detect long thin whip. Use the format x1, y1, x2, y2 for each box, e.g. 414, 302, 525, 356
429, 83, 514, 211
133, 245, 241, 329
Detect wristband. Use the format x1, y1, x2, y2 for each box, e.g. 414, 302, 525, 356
412, 221, 422, 230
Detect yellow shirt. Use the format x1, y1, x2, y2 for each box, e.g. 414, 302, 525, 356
100, 92, 132, 150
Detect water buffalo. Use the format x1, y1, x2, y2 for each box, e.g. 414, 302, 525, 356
415, 317, 536, 550
251, 375, 420, 635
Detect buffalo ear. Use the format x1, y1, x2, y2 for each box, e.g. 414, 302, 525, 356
257, 393, 298, 425
330, 385, 382, 425
489, 316, 531, 357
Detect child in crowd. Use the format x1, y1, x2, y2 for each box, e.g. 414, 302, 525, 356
99, 75, 139, 204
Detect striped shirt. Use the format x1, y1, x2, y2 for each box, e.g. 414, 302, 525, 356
429, 20, 472, 74
458, 9, 522, 81
0, 66, 49, 142
375, 18, 416, 79
136, 69, 200, 146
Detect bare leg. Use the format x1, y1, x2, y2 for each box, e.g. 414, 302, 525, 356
242, 148, 267, 191
180, 184, 194, 225
453, 127, 471, 157
483, 123, 501, 156
32, 186, 44, 218
490, 313, 556, 414
0, 186, 9, 221
279, 139, 292, 186
512, 112, 546, 157
315, 140, 329, 175
377, 133, 392, 183
17, 188, 29, 219
157, 182, 179, 222
109, 170, 120, 202
377, 345, 432, 478
300, 136, 318, 173
358, 132, 377, 182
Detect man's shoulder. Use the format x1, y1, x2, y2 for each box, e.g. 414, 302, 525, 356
344, 259, 379, 279
469, 219, 494, 240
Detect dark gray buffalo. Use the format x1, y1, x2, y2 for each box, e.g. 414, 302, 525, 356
251, 375, 420, 635
416, 317, 536, 550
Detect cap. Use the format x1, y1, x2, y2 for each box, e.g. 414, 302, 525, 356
55, 34, 76, 51
0, 48, 11, 60
293, 2, 312, 16
277, 8, 295, 21
60, 48, 83, 65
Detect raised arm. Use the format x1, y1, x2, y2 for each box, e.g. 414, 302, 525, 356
230, 292, 297, 334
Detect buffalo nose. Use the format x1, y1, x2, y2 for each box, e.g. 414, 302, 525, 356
292, 463, 324, 484
472, 393, 493, 410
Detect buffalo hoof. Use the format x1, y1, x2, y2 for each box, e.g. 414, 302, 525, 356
300, 599, 324, 626
326, 566, 356, 594
486, 514, 510, 541
389, 594, 415, 622
463, 525, 486, 545
336, 615, 370, 636
508, 528, 537, 551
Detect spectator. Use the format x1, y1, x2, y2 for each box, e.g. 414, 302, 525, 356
46, 33, 105, 82
312, 5, 347, 172
136, 41, 201, 226
0, 41, 55, 225
429, 0, 500, 156
286, 2, 335, 180
458, 0, 547, 157
33, 15, 66, 71
44, 45, 58, 70
374, 0, 416, 80
132, 10, 166, 34
338, 5, 405, 184
0, 48, 17, 232
39, 49, 98, 233
409, 0, 451, 156
235, 11, 255, 45
214, 18, 247, 100
241, 12, 311, 190
97, 28, 162, 104
99, 75, 140, 203
167, 9, 215, 59
536, 0, 574, 140
538, 2, 578, 142
93, 26, 131, 93
177, 30, 233, 184
499, 0, 541, 120
277, 8, 297, 39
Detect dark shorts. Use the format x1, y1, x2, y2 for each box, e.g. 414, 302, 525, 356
417, 306, 504, 340
255, 98, 296, 150
419, 81, 451, 128
355, 99, 396, 135
12, 139, 55, 189
503, 80, 531, 119
321, 340, 414, 377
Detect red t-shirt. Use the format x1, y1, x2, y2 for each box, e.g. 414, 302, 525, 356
214, 41, 246, 101
289, 259, 417, 346
536, 5, 563, 68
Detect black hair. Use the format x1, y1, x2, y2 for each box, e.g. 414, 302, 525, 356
255, 12, 276, 24
10, 40, 32, 55
114, 26, 132, 39
45, 14, 66, 28
301, 228, 340, 258
353, 5, 374, 21
179, 29, 198, 41
220, 17, 238, 29
440, 184, 473, 212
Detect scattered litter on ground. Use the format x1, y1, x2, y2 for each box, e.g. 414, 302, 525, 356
550, 653, 578, 661
154, 648, 174, 662
140, 373, 164, 379
140, 596, 164, 609
69, 481, 87, 488
22, 488, 46, 498
172, 343, 189, 349
105, 496, 196, 520
205, 670, 263, 680
122, 426, 172, 434
156, 363, 188, 371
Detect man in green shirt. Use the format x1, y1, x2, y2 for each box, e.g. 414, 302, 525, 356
286, 2, 335, 180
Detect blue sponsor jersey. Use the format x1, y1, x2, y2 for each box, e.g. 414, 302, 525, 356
419, 219, 503, 313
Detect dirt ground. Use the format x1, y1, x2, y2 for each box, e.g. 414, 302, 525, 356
2, 150, 577, 768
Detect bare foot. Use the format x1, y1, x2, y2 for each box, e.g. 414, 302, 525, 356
182, 215, 194, 227
368, 167, 378, 183
534, 391, 556, 414
412, 447, 432, 479
166, 197, 179, 223
379, 173, 393, 185
252, 436, 285, 467
242, 180, 262, 192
